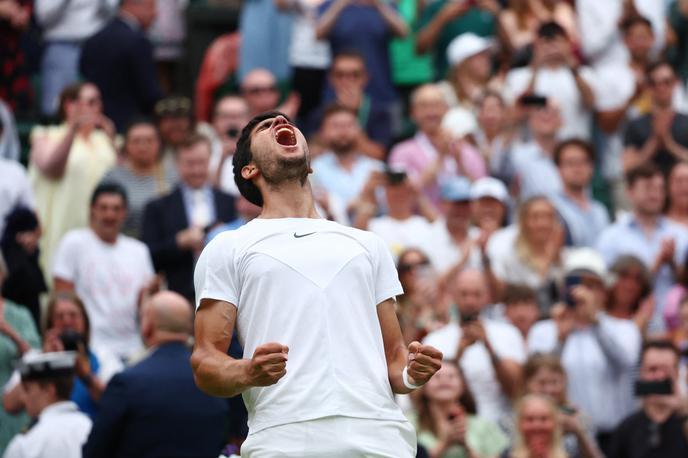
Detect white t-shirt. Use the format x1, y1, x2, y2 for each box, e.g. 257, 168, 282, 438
194, 217, 407, 433
422, 319, 526, 422
503, 66, 597, 140
368, 215, 434, 260
53, 229, 154, 358
421, 221, 482, 274
0, 158, 34, 235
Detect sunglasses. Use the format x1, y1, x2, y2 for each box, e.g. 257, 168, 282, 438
398, 260, 430, 273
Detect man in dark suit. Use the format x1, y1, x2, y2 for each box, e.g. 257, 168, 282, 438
83, 291, 229, 458
142, 134, 236, 302
80, 0, 163, 131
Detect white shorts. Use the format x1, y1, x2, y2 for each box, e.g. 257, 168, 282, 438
240, 416, 417, 457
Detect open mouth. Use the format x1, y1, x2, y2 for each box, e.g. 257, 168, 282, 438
275, 126, 297, 147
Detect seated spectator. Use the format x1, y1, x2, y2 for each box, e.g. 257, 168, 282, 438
423, 269, 526, 423
515, 354, 604, 458
490, 196, 564, 314
240, 68, 300, 120
311, 105, 384, 210
155, 95, 195, 164
665, 161, 688, 229
29, 82, 117, 278
510, 100, 563, 200
389, 84, 485, 206
308, 51, 391, 159
504, 21, 596, 141
142, 134, 236, 302
606, 255, 654, 336
608, 340, 688, 458
413, 360, 509, 458
469, 91, 515, 182
1, 208, 46, 328
4, 352, 92, 458
3, 292, 123, 418
502, 284, 539, 340
0, 252, 41, 454
623, 62, 688, 176
101, 118, 176, 239
35, 0, 118, 117
551, 139, 610, 248
79, 0, 162, 131
506, 394, 568, 458
416, 0, 498, 80
53, 184, 156, 360
0, 158, 32, 237
359, 170, 435, 257
470, 176, 510, 233
83, 291, 229, 458
528, 248, 641, 452
596, 163, 688, 333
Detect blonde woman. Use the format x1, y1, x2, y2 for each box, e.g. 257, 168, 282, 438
506, 394, 568, 458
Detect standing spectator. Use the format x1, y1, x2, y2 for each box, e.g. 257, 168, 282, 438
470, 91, 515, 181
470, 176, 510, 233
146, 0, 187, 93
669, 0, 688, 86
0, 252, 41, 454
142, 135, 236, 303
80, 0, 162, 131
414, 360, 510, 458
83, 292, 229, 458
240, 68, 300, 120
501, 284, 540, 340
416, 0, 498, 80
29, 82, 117, 276
35, 0, 119, 117
316, 0, 408, 125
490, 196, 564, 313
101, 119, 175, 239
666, 161, 688, 228
423, 269, 526, 423
510, 100, 564, 200
4, 352, 92, 458
53, 184, 156, 360
0, 157, 33, 236
1, 208, 46, 328
606, 256, 654, 336
503, 21, 596, 141
528, 248, 641, 453
623, 62, 688, 176
608, 340, 688, 458
596, 163, 688, 333
507, 394, 568, 458
551, 139, 610, 248
155, 95, 195, 163
0, 0, 32, 114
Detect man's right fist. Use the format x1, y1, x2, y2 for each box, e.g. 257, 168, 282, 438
247, 342, 289, 387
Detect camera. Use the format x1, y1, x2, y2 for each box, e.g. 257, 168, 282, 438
226, 127, 240, 138
634, 379, 673, 397
59, 329, 85, 352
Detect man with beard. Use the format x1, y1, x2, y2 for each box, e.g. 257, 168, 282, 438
191, 111, 443, 457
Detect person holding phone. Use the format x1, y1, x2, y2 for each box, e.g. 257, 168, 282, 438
608, 340, 688, 458
528, 248, 641, 455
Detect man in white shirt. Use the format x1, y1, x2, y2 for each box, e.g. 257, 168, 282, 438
423, 269, 526, 423
0, 158, 34, 235
53, 183, 156, 360
191, 111, 442, 457
503, 21, 596, 140
4, 351, 92, 458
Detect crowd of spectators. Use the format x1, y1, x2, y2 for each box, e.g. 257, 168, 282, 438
2, 0, 688, 457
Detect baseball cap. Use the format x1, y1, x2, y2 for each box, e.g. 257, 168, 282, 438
470, 177, 509, 204
440, 177, 472, 202
18, 351, 76, 381
447, 33, 492, 68
563, 248, 608, 284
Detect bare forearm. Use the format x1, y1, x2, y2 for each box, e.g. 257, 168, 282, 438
376, 1, 408, 37
191, 348, 252, 398
32, 127, 77, 179
664, 135, 688, 161
487, 346, 520, 399
416, 10, 452, 53
315, 0, 349, 39
387, 342, 413, 395
622, 140, 658, 173
573, 70, 595, 109
575, 428, 604, 458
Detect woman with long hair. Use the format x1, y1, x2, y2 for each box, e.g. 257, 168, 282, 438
606, 255, 653, 335
414, 360, 509, 458
507, 394, 568, 458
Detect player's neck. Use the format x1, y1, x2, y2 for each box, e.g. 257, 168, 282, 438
259, 180, 320, 219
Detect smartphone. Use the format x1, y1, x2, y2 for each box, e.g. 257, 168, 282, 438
226, 127, 240, 138
59, 329, 85, 352
459, 310, 479, 325
563, 275, 582, 308
385, 167, 407, 185
520, 94, 548, 107
634, 379, 673, 396
559, 405, 577, 416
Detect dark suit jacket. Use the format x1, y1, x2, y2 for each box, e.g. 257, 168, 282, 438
141, 187, 236, 302
80, 17, 163, 131
83, 342, 229, 458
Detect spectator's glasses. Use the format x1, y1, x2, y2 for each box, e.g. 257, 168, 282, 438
398, 260, 430, 273
243, 85, 277, 95
155, 97, 192, 117
332, 69, 364, 80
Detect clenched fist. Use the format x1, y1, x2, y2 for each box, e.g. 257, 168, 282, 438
407, 341, 443, 386
246, 342, 289, 387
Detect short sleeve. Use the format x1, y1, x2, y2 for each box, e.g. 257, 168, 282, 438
489, 323, 526, 363
372, 234, 403, 305
194, 234, 239, 311
52, 232, 79, 282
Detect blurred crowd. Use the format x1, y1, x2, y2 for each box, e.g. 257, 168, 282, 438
2, 0, 688, 457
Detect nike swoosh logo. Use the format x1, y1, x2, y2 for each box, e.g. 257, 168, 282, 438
293, 232, 316, 238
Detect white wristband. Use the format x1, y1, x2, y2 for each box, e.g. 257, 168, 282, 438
402, 366, 423, 390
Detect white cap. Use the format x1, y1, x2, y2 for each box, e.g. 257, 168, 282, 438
563, 248, 608, 284
17, 351, 77, 380
447, 33, 492, 67
441, 107, 477, 139
470, 177, 509, 204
